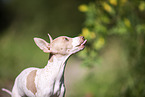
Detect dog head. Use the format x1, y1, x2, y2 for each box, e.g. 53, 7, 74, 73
34, 34, 87, 55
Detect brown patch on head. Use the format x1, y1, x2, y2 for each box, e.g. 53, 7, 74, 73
27, 70, 37, 94
50, 36, 73, 54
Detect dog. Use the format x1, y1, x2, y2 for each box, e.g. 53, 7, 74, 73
2, 34, 87, 97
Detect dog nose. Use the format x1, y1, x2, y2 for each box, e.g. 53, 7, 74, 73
80, 36, 85, 40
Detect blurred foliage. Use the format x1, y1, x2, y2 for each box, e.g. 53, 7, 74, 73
0, 0, 88, 37
78, 0, 145, 66
76, 0, 145, 97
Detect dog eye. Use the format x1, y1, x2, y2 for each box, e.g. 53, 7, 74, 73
65, 38, 69, 41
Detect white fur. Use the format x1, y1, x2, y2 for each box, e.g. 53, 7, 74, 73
72, 37, 80, 48
2, 35, 86, 97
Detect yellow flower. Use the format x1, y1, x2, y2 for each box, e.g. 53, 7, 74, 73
109, 0, 117, 6
81, 28, 96, 39
139, 2, 145, 11
82, 28, 90, 38
94, 37, 105, 50
78, 4, 88, 12
121, 0, 127, 4
90, 32, 96, 39
124, 18, 131, 27
102, 2, 113, 13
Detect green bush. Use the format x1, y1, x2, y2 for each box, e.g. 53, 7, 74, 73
78, 0, 145, 66
76, 0, 145, 97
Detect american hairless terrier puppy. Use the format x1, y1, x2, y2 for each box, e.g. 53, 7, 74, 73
2, 34, 87, 97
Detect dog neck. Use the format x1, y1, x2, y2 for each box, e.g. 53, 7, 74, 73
44, 53, 70, 81
48, 53, 70, 64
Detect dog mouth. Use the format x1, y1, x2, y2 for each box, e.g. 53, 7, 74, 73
76, 39, 87, 47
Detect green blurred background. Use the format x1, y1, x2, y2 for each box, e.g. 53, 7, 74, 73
0, 0, 145, 97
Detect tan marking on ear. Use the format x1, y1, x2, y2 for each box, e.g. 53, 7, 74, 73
27, 70, 37, 94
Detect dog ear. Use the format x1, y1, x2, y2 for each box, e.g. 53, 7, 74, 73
48, 33, 53, 43
34, 38, 50, 53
